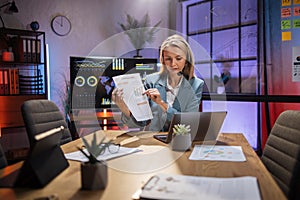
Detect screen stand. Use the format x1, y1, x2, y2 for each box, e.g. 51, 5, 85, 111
15, 145, 69, 188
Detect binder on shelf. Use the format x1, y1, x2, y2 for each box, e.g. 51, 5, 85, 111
9, 69, 14, 94
3, 69, 9, 95
14, 68, 20, 94
23, 38, 28, 62
9, 37, 41, 63
7, 68, 20, 95
26, 39, 32, 63
36, 39, 41, 63
31, 39, 36, 63
0, 69, 4, 95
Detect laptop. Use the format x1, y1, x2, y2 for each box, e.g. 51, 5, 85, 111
153, 111, 227, 144
0, 126, 69, 188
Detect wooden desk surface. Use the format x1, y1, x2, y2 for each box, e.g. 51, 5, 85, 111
0, 131, 286, 200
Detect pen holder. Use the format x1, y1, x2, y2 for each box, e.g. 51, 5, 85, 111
81, 161, 108, 190
171, 133, 192, 151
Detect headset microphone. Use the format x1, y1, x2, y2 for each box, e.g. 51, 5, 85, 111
177, 71, 183, 76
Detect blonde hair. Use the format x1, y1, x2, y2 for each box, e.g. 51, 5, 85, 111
159, 34, 195, 80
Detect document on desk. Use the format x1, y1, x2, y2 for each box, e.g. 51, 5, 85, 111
189, 145, 246, 162
139, 173, 261, 200
64, 146, 142, 162
113, 73, 153, 121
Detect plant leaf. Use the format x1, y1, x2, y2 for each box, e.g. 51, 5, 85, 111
118, 13, 161, 50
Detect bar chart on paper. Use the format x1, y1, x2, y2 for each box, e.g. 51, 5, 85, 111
189, 145, 246, 162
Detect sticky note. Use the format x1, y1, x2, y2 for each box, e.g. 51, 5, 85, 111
281, 20, 291, 29
294, 19, 300, 28
294, 0, 300, 5
282, 0, 291, 6
282, 8, 291, 17
294, 6, 300, 16
282, 32, 292, 41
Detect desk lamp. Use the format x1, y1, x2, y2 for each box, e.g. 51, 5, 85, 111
0, 1, 19, 28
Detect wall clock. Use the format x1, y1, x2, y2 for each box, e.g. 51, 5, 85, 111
51, 15, 71, 36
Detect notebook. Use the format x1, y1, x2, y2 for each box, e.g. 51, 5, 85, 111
153, 111, 227, 144
0, 126, 69, 188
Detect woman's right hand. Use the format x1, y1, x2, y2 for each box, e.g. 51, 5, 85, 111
112, 88, 131, 117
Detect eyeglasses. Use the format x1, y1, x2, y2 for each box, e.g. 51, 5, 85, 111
99, 143, 120, 155
81, 143, 120, 155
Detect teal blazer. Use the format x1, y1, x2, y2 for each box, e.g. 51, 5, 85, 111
121, 72, 204, 131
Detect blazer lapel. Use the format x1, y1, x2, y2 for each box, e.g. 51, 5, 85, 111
156, 76, 167, 102
173, 79, 191, 111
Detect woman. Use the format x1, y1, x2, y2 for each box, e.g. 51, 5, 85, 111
112, 34, 204, 131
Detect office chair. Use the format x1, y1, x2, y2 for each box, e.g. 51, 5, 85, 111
21, 99, 72, 147
0, 143, 8, 169
261, 110, 300, 200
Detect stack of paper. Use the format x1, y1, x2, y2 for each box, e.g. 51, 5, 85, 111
139, 173, 261, 200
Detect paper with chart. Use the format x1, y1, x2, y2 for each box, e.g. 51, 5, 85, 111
139, 173, 261, 200
189, 145, 246, 162
113, 73, 153, 121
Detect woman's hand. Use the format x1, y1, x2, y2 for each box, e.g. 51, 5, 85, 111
143, 88, 162, 104
143, 88, 168, 112
112, 88, 131, 117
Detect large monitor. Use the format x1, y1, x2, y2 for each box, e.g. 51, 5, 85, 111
70, 56, 158, 110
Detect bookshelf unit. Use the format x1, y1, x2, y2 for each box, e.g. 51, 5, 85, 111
0, 28, 47, 129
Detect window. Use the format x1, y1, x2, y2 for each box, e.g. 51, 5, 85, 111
182, 0, 258, 94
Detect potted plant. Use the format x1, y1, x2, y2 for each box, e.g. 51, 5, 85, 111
78, 133, 111, 190
119, 13, 161, 58
214, 71, 231, 94
171, 124, 192, 151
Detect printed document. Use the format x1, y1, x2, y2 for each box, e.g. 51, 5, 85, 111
189, 145, 246, 162
113, 73, 153, 121
64, 146, 141, 162
139, 173, 261, 200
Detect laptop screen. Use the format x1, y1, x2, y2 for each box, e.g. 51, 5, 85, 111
155, 111, 227, 143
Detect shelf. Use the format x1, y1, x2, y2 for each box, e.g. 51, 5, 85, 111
0, 28, 47, 129
0, 61, 45, 65
0, 28, 45, 37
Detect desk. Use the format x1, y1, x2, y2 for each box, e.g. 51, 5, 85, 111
0, 131, 286, 200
